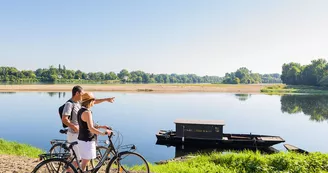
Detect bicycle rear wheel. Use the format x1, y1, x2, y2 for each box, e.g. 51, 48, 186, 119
32, 158, 78, 173
105, 151, 150, 173
49, 143, 69, 156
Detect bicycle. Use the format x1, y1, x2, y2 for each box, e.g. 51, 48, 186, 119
49, 129, 112, 163
32, 130, 150, 173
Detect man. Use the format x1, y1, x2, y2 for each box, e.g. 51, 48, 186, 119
62, 85, 115, 162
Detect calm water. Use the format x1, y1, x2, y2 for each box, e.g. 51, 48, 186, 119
0, 92, 328, 163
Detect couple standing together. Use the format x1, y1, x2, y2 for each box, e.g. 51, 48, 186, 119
62, 85, 115, 171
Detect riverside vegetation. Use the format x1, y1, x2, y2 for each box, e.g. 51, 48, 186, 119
261, 84, 328, 94
1, 139, 328, 173
0, 138, 43, 158
2, 58, 328, 90
0, 65, 280, 84
147, 151, 328, 173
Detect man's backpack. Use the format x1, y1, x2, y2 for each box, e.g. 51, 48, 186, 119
58, 100, 74, 128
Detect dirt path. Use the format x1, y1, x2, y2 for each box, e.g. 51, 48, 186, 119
0, 154, 150, 173
0, 155, 39, 173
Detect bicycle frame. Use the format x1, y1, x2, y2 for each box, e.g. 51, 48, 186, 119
70, 133, 119, 173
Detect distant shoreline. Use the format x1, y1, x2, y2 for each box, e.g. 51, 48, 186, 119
0, 84, 271, 93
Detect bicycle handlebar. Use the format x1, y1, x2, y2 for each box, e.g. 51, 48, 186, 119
108, 131, 114, 139
59, 127, 113, 138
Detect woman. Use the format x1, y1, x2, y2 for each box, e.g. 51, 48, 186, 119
77, 92, 112, 171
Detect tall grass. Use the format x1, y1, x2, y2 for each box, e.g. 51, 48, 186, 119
0, 139, 44, 158
261, 84, 328, 94
131, 151, 328, 173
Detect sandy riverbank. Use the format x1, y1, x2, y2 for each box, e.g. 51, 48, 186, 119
0, 84, 271, 93
0, 154, 39, 173
0, 154, 109, 172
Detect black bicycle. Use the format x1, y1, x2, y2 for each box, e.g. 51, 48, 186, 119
32, 130, 150, 173
49, 129, 112, 164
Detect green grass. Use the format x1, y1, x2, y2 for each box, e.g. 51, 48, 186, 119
131, 151, 328, 173
261, 84, 328, 94
1, 139, 327, 173
0, 138, 44, 158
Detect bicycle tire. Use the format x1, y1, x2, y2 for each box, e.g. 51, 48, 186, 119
89, 146, 115, 169
96, 146, 116, 161
31, 158, 78, 173
105, 151, 150, 173
49, 143, 69, 156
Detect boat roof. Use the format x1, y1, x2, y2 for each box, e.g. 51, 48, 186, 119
174, 119, 225, 126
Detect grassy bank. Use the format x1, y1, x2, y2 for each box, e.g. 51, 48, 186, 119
0, 139, 44, 158
261, 84, 328, 94
140, 151, 328, 173
1, 138, 327, 173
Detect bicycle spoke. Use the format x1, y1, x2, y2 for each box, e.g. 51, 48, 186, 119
107, 152, 149, 173
32, 159, 76, 173
49, 143, 69, 158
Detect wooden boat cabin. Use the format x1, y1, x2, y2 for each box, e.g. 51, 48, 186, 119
175, 119, 225, 140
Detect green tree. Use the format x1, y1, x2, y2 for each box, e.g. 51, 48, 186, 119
118, 69, 130, 82
142, 73, 150, 83
58, 64, 62, 74
75, 70, 83, 79
234, 77, 240, 84
235, 67, 251, 83
109, 72, 118, 80
281, 62, 302, 84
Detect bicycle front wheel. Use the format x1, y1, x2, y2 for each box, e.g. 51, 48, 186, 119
96, 146, 116, 161
90, 146, 116, 170
105, 151, 150, 173
32, 158, 78, 173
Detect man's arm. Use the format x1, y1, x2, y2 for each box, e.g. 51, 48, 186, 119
62, 116, 78, 132
94, 97, 115, 104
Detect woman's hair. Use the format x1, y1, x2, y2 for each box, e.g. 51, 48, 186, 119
81, 99, 94, 108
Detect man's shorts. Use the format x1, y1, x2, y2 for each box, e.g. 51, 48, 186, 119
67, 131, 81, 161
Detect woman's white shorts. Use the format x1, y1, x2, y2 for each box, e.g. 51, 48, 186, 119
78, 140, 96, 160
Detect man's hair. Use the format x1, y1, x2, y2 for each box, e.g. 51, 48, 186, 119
72, 85, 83, 96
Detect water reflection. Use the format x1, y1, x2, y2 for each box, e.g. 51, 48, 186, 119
0, 92, 16, 94
0, 92, 327, 123
235, 94, 251, 101
280, 95, 328, 122
47, 92, 66, 99
0, 92, 68, 99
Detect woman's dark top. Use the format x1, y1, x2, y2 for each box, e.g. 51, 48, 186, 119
77, 107, 96, 142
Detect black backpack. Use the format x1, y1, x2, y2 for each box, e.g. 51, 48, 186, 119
58, 100, 74, 128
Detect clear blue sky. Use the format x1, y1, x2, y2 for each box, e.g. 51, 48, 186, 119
1, 0, 327, 76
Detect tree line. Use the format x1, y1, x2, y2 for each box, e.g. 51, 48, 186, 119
0, 65, 222, 84
222, 67, 281, 84
0, 65, 282, 84
281, 58, 328, 86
